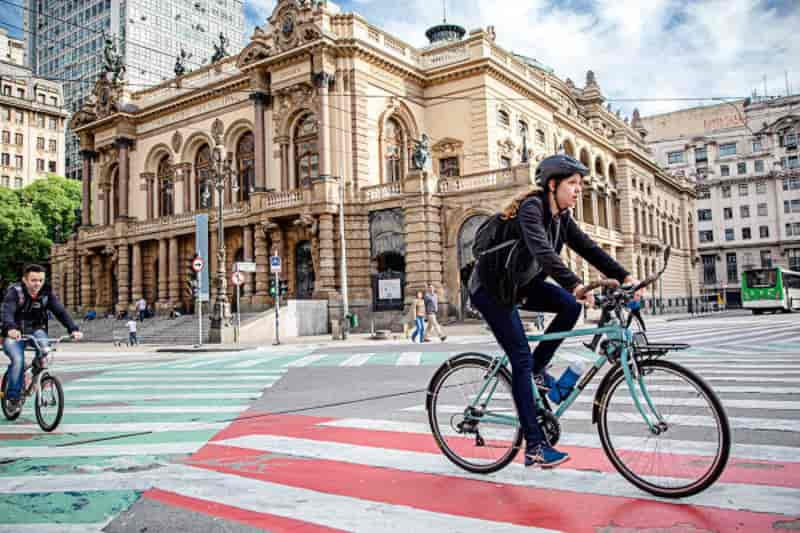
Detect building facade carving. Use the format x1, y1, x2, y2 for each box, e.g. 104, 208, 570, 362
51, 0, 696, 332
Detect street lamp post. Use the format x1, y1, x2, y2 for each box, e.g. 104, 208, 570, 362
203, 140, 239, 344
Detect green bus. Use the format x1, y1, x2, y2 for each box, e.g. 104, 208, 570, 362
741, 267, 800, 314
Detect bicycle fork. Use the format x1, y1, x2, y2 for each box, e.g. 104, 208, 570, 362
619, 333, 667, 434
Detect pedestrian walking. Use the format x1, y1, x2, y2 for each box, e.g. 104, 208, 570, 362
410, 291, 426, 343
423, 283, 447, 342
136, 298, 147, 322
125, 318, 138, 346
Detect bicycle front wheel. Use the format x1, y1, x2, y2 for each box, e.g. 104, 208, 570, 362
35, 374, 64, 432
597, 359, 730, 498
427, 354, 522, 474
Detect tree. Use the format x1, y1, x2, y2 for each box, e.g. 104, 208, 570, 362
0, 188, 50, 286
18, 176, 82, 243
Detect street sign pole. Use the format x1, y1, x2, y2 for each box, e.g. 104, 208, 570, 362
197, 269, 202, 346
274, 270, 280, 346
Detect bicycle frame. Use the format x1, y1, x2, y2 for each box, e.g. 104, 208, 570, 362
465, 320, 666, 433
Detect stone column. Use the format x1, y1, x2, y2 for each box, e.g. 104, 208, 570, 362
243, 225, 254, 299
251, 92, 269, 192
142, 174, 155, 219
102, 184, 111, 226
402, 171, 444, 304
115, 138, 133, 218
158, 239, 168, 307
605, 194, 613, 230
279, 141, 290, 190
117, 243, 130, 312
315, 72, 334, 179
254, 224, 269, 305
81, 253, 92, 310
92, 255, 103, 308
132, 242, 143, 302
181, 165, 192, 212
80, 150, 95, 225
209, 228, 218, 306
168, 237, 179, 305
590, 189, 599, 227
315, 213, 336, 299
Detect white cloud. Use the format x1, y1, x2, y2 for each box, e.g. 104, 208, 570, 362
337, 0, 799, 117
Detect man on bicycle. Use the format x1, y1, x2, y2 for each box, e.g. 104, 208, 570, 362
2, 264, 82, 414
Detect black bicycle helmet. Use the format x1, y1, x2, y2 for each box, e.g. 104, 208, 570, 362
535, 154, 589, 189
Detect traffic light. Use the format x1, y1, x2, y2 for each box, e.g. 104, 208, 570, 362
279, 279, 289, 296
269, 278, 277, 296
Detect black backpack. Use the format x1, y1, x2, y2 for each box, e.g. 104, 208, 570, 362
471, 214, 526, 307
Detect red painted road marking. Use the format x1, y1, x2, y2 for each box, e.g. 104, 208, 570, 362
210, 412, 800, 488
181, 444, 788, 533
147, 488, 346, 533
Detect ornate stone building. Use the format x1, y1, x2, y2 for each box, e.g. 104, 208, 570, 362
50, 0, 696, 332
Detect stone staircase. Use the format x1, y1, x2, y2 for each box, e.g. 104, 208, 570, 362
48, 312, 265, 345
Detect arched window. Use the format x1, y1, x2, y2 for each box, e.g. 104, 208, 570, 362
158, 156, 174, 217
518, 120, 528, 138
384, 117, 404, 183
236, 132, 254, 202
497, 109, 510, 128
562, 139, 575, 157
294, 114, 319, 188
195, 144, 212, 209
595, 158, 605, 179
536, 129, 545, 144
579, 148, 591, 169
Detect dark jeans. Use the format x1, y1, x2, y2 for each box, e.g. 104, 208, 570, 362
470, 278, 583, 444
138, 310, 145, 322
129, 332, 138, 346
2, 329, 48, 400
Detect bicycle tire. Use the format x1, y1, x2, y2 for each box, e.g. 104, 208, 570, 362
596, 359, 730, 498
427, 353, 522, 474
35, 374, 64, 432
1, 372, 22, 421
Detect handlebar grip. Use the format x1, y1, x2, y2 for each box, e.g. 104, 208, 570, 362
575, 279, 620, 300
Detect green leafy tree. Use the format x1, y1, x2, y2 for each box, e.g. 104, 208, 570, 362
18, 175, 82, 243
0, 188, 51, 286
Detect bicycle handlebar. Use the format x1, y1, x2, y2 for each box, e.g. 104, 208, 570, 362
588, 245, 672, 311
575, 279, 620, 300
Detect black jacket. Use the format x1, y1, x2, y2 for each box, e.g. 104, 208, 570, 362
474, 193, 629, 306
1, 283, 79, 336
515, 193, 630, 291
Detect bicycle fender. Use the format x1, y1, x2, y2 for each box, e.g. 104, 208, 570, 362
425, 352, 498, 413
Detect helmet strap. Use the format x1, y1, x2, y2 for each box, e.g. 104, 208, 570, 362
548, 180, 567, 213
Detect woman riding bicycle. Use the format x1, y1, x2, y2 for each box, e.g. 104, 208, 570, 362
469, 154, 639, 468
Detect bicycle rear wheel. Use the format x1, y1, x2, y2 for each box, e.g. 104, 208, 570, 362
597, 359, 730, 498
1, 372, 22, 421
427, 354, 522, 474
35, 374, 64, 432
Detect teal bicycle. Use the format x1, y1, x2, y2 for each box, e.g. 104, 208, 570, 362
426, 248, 730, 498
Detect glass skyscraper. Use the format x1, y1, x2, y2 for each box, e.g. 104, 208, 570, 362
23, 0, 245, 180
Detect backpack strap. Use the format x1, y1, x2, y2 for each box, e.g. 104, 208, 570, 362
12, 284, 25, 307
478, 239, 516, 257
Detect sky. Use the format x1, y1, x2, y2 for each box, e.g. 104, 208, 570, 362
3, 0, 798, 117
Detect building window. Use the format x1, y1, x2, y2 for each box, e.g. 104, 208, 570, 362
383, 118, 404, 183
782, 156, 800, 169
742, 227, 751, 240
1, 175, 8, 187
719, 142, 737, 156
48, 139, 56, 152
14, 133, 22, 146
1, 131, 8, 144
695, 146, 707, 163
697, 187, 710, 199
497, 109, 510, 128
726, 253, 738, 283
37, 137, 45, 150
737, 162, 746, 175
157, 156, 174, 217
235, 132, 254, 202
518, 120, 528, 138
740, 205, 750, 218
739, 183, 748, 196
752, 140, 762, 152
1, 86, 10, 96
439, 157, 460, 178
668, 150, 684, 165
14, 155, 22, 169
49, 118, 57, 130
760, 225, 769, 238
788, 249, 800, 271
761, 250, 772, 268
35, 114, 44, 128
702, 255, 716, 285
14, 111, 23, 125
14, 177, 22, 188
723, 207, 733, 219
756, 180, 766, 194
195, 144, 212, 209
295, 114, 319, 188
781, 132, 798, 148
535, 129, 545, 144
758, 203, 768, 216
36, 159, 44, 172
0, 153, 8, 166
785, 199, 800, 213
755, 160, 765, 174
50, 96, 57, 106
697, 209, 712, 221
48, 160, 56, 173
699, 230, 714, 243
788, 222, 800, 237
784, 176, 800, 190
725, 228, 734, 241
720, 165, 730, 177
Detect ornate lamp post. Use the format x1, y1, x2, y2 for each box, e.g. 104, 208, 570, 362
204, 124, 240, 343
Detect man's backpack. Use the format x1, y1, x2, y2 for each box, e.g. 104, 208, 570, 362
11, 284, 49, 310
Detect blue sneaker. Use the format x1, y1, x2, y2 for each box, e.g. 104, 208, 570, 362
525, 442, 570, 468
